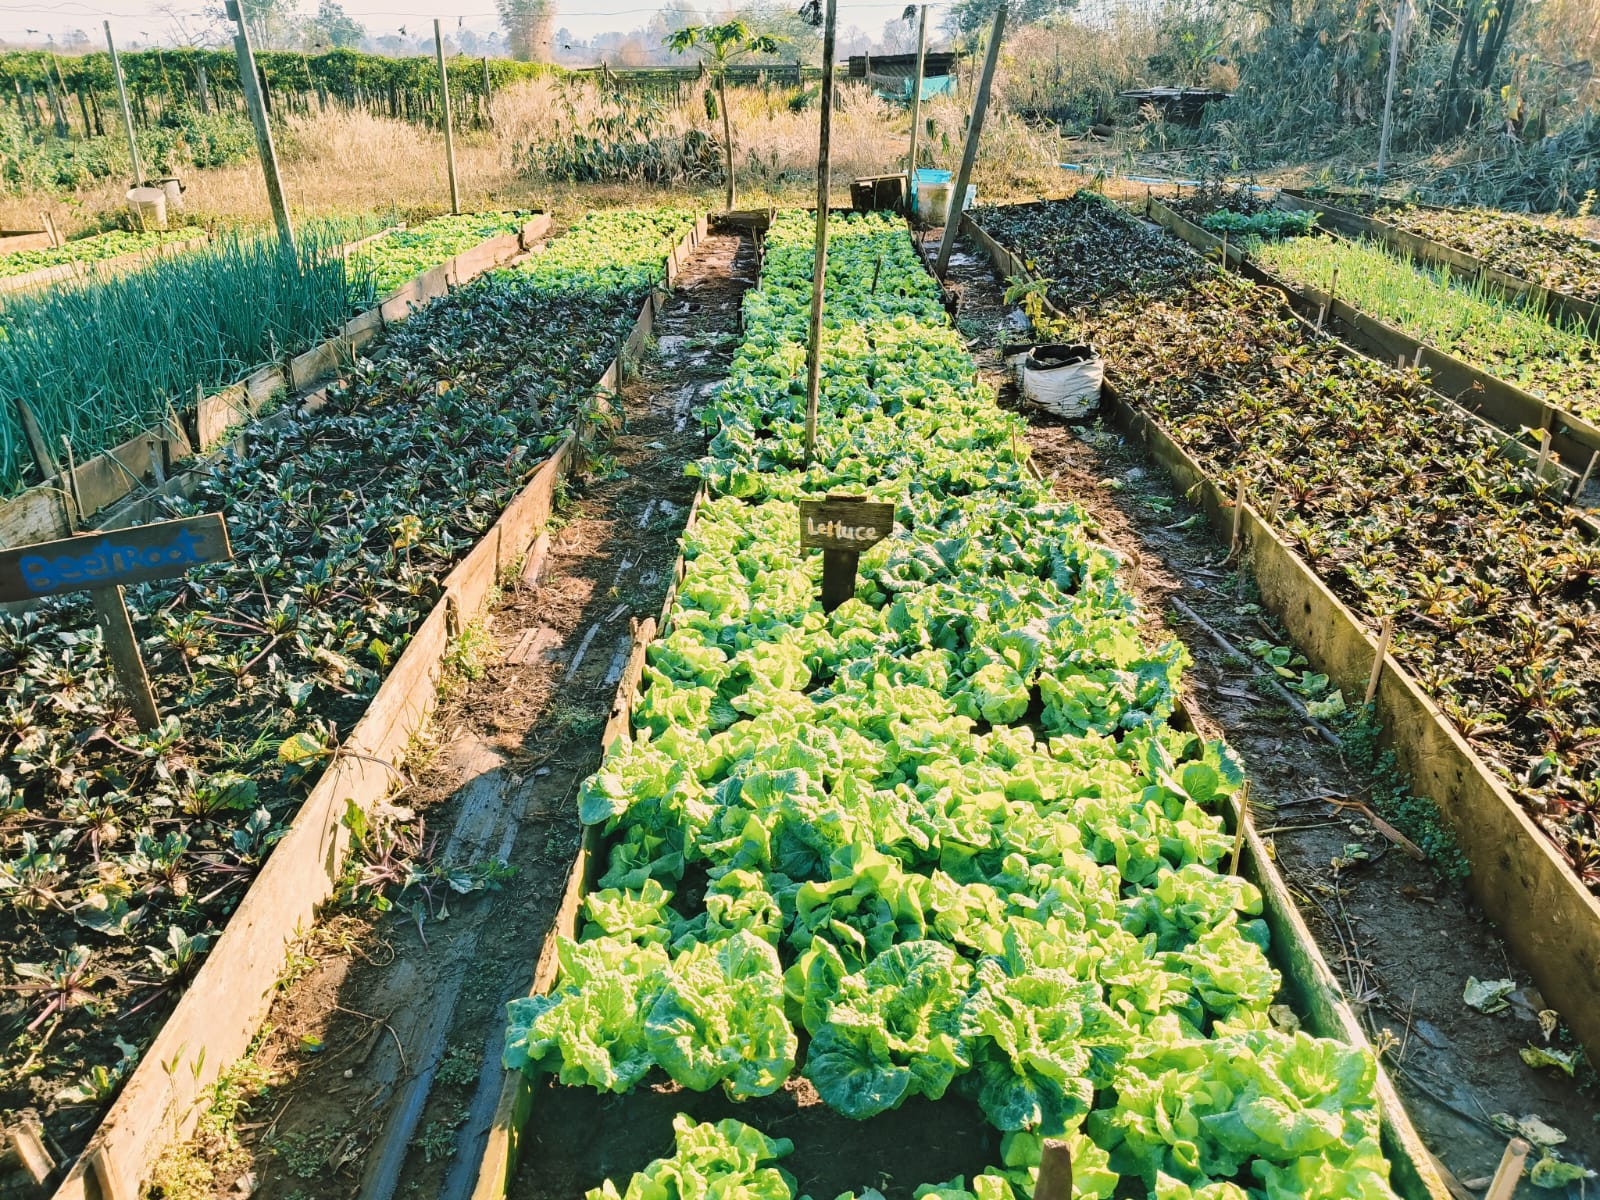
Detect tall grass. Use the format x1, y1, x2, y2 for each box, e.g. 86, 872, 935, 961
0, 223, 374, 497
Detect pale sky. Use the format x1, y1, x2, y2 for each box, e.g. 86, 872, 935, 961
0, 0, 956, 50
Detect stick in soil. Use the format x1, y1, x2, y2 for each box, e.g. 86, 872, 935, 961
1229, 779, 1252, 876
1169, 596, 1343, 749
1364, 615, 1396, 706
1570, 448, 1596, 504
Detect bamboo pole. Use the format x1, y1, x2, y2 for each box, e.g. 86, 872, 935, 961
226, 0, 296, 256
935, 1, 1007, 277
802, 0, 840, 466
905, 5, 928, 209
435, 21, 461, 215
105, 23, 145, 187
1376, 0, 1408, 182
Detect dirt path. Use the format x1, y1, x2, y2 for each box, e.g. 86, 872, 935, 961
933, 230, 1600, 1190
176, 232, 757, 1200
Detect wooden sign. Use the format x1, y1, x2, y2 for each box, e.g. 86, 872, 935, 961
0, 514, 232, 731
799, 495, 894, 611
0, 514, 230, 603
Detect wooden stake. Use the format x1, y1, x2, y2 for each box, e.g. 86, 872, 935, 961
935, 0, 1007, 277
12, 396, 62, 483
91, 585, 162, 731
60, 435, 84, 529
871, 255, 883, 293
802, 0, 839, 466
1220, 229, 1229, 271
40, 211, 62, 247
1034, 1140, 1072, 1200
1376, 0, 1408, 182
1484, 1138, 1530, 1200
434, 20, 461, 216
104, 22, 145, 187
226, 0, 295, 256
1365, 615, 1396, 706
481, 56, 494, 128
1328, 266, 1339, 310
904, 5, 928, 207
1229, 780, 1252, 876
1571, 448, 1597, 503
1413, 345, 1423, 368
1534, 427, 1551, 480
1229, 475, 1246, 558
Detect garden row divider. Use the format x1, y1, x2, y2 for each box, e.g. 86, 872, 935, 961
1144, 198, 1600, 484
965, 207, 1600, 1070
46, 212, 702, 1200
1274, 190, 1600, 335
0, 234, 209, 297
0, 216, 552, 554
471, 480, 707, 1200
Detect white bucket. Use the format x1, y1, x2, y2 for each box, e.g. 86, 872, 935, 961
125, 187, 168, 230
915, 181, 977, 226
155, 177, 185, 215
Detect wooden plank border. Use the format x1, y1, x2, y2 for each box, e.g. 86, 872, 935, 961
470, 494, 705, 1200
1144, 198, 1600, 479
0, 218, 551, 549
964, 207, 1600, 1069
45, 218, 687, 1200
1276, 190, 1600, 335
0, 235, 209, 297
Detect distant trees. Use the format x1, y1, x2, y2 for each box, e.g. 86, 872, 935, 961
497, 0, 557, 62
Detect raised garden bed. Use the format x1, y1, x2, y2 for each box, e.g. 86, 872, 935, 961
0, 210, 706, 1200
473, 211, 1449, 1200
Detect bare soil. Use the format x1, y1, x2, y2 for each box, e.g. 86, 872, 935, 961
510, 1079, 998, 1200
181, 231, 756, 1200
936, 231, 1600, 1191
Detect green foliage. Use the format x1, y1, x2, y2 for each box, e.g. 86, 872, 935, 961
0, 227, 198, 280
1254, 233, 1600, 422
0, 207, 694, 1120
504, 212, 1405, 1199
1340, 708, 1470, 880
585, 1115, 795, 1200
354, 211, 529, 296
0, 220, 368, 497
976, 194, 1598, 888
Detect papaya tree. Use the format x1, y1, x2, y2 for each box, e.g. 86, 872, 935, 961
665, 21, 786, 210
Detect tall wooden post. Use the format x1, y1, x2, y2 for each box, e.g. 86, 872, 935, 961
104, 23, 145, 187
936, 1, 1006, 277
226, 0, 296, 257
481, 56, 494, 128
1376, 0, 1407, 182
434, 20, 461, 214
802, 0, 840, 466
905, 5, 928, 206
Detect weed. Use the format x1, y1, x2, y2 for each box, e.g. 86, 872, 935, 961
147, 1029, 274, 1200
1341, 707, 1471, 881
551, 700, 604, 741
444, 619, 496, 686
413, 1102, 468, 1163
436, 1043, 482, 1086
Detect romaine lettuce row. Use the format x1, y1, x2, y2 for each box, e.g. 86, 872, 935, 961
795, 938, 974, 1119
1087, 1027, 1388, 1191
507, 927, 794, 1100
504, 210, 1404, 1200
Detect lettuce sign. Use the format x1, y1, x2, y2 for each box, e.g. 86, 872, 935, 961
799, 495, 894, 611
